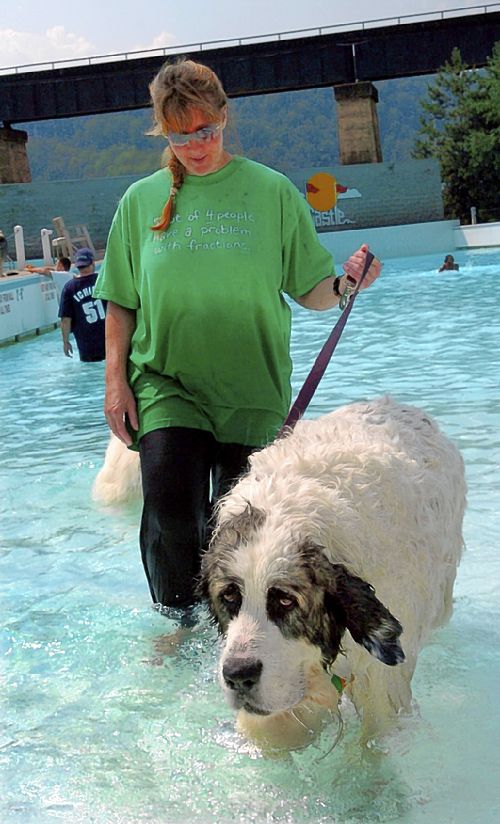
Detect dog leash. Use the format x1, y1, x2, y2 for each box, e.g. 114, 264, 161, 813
277, 251, 374, 438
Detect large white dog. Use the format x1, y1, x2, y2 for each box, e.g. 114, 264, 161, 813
200, 397, 466, 749
94, 397, 466, 752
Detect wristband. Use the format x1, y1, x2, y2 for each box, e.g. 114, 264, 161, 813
332, 276, 342, 296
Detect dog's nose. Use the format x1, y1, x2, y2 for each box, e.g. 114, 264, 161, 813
222, 658, 263, 693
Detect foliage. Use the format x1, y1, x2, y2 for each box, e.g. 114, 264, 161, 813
230, 89, 338, 172
412, 44, 500, 223
377, 76, 430, 161
21, 77, 431, 183
25, 111, 165, 180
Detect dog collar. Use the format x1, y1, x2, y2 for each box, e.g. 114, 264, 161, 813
330, 673, 347, 694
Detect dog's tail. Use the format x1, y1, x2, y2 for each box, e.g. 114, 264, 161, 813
92, 434, 142, 505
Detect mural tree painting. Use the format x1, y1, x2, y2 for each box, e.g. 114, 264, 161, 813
413, 44, 500, 224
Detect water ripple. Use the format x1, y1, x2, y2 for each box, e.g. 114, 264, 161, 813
1, 248, 499, 823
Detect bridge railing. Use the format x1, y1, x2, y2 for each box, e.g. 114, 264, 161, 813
0, 3, 498, 76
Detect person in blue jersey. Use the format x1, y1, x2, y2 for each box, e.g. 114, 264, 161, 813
58, 247, 106, 361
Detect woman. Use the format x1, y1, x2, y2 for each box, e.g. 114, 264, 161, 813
93, 59, 381, 613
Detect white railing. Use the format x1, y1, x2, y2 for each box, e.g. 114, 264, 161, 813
0, 3, 497, 76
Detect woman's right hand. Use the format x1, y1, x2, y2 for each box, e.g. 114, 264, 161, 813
104, 377, 138, 446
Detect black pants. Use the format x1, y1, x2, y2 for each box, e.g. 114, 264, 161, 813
138, 427, 255, 609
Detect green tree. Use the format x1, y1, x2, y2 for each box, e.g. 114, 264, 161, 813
413, 45, 500, 223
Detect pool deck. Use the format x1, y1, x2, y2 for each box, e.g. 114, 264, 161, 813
0, 271, 60, 344
0, 262, 106, 344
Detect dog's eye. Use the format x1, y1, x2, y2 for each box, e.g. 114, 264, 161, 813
268, 587, 297, 611
278, 595, 296, 610
219, 583, 242, 614
267, 587, 299, 628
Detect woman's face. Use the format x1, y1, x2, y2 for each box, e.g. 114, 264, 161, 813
167, 108, 229, 176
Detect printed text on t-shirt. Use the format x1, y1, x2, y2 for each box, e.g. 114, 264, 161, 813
152, 208, 255, 255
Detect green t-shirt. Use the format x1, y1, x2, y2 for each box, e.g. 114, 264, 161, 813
94, 156, 334, 448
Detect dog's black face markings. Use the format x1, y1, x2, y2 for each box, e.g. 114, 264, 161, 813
270, 542, 405, 668
264, 545, 345, 661
212, 504, 267, 549
297, 544, 405, 667
199, 503, 265, 629
266, 587, 299, 623
217, 580, 243, 622
264, 572, 344, 661
201, 523, 404, 668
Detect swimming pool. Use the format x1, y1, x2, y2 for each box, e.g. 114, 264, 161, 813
1, 249, 499, 823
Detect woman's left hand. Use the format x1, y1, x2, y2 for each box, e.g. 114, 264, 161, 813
342, 244, 382, 290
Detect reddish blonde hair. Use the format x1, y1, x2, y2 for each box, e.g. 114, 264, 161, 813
148, 60, 228, 232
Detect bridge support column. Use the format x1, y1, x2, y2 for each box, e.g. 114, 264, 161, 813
333, 82, 382, 165
0, 126, 31, 183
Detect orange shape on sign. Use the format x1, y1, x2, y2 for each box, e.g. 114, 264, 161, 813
305, 172, 337, 211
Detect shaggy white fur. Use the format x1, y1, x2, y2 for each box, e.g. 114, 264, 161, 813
202, 396, 466, 750
93, 397, 466, 752
92, 435, 141, 505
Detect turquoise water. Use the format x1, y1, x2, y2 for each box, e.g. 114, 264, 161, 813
1, 249, 499, 823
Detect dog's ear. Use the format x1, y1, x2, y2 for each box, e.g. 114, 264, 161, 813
326, 563, 405, 666
298, 545, 404, 667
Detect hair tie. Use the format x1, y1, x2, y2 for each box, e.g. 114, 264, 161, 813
170, 186, 178, 198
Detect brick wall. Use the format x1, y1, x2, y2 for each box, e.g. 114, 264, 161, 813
0, 159, 443, 258
0, 128, 31, 184
289, 159, 444, 232
0, 174, 139, 258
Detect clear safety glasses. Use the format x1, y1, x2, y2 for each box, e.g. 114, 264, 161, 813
167, 123, 223, 147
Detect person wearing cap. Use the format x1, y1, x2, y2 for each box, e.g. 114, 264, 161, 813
58, 247, 106, 361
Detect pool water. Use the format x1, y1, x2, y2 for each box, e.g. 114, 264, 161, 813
1, 249, 499, 823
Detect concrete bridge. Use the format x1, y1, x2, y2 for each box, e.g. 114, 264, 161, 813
0, 5, 498, 181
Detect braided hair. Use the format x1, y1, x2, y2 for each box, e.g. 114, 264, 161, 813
148, 60, 228, 232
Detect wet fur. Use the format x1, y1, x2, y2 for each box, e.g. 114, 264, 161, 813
93, 396, 466, 751
200, 397, 466, 748
92, 434, 141, 505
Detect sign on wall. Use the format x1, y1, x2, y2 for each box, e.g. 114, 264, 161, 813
305, 171, 361, 227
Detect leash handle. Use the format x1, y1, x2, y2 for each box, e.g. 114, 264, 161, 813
277, 251, 375, 438
340, 249, 374, 307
